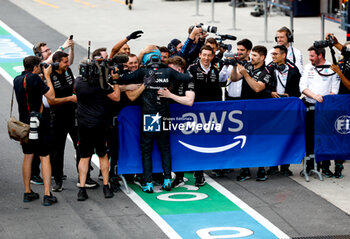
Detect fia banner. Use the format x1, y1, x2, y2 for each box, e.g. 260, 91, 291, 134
315, 95, 350, 162
117, 98, 306, 174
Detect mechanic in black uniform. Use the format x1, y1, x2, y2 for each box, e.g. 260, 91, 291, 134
46, 51, 79, 192
158, 56, 195, 188
187, 45, 225, 186
118, 47, 193, 193
230, 45, 272, 182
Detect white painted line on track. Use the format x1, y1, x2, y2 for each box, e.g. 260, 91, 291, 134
120, 186, 182, 239
0, 67, 13, 85
205, 174, 290, 239
0, 20, 33, 49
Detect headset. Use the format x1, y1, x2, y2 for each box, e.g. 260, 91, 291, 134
275, 27, 294, 43
276, 63, 286, 72
33, 42, 44, 59
167, 43, 177, 56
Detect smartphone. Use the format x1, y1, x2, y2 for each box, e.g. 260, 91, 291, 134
69, 35, 73, 40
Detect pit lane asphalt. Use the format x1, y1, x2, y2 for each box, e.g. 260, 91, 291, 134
1, 0, 350, 238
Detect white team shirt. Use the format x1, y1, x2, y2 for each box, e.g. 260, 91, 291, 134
275, 65, 289, 94
219, 65, 242, 98
299, 61, 340, 104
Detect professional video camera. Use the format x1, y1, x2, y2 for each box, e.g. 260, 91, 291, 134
196, 23, 217, 34
223, 52, 242, 66
216, 34, 237, 51
79, 41, 129, 89
313, 34, 337, 65
314, 35, 335, 48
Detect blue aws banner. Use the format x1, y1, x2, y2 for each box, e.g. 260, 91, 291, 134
315, 95, 350, 162
117, 98, 306, 174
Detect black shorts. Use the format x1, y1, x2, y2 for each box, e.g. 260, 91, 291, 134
78, 124, 108, 158
21, 131, 52, 156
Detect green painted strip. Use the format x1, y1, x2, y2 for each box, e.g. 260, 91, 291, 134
0, 62, 24, 78
0, 27, 9, 35
129, 173, 241, 215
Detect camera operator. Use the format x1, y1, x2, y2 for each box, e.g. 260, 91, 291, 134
222, 39, 252, 101
167, 25, 203, 64
230, 45, 272, 182
265, 27, 303, 75
158, 56, 196, 188
265, 45, 301, 176
187, 45, 225, 186
326, 34, 350, 93
299, 46, 340, 178
14, 56, 57, 206
186, 25, 208, 65
75, 58, 121, 201
45, 51, 82, 192
118, 47, 193, 193
91, 48, 143, 191
109, 30, 143, 59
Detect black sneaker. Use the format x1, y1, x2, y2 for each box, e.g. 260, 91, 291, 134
77, 188, 88, 201
195, 175, 206, 187
236, 169, 251, 182
43, 193, 57, 206
23, 190, 40, 202
103, 184, 114, 198
334, 164, 344, 179
256, 169, 268, 181
212, 170, 225, 177
62, 174, 67, 180
267, 166, 279, 175
52, 181, 63, 192
76, 177, 99, 188
30, 175, 44, 185
110, 177, 121, 192
172, 177, 185, 188
322, 168, 334, 178
128, 4, 132, 10
280, 169, 293, 176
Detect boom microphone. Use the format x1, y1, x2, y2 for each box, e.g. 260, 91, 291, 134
218, 34, 237, 41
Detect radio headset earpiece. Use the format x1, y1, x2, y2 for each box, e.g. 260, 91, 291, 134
167, 43, 176, 56
33, 43, 43, 60
168, 39, 181, 56
274, 26, 294, 43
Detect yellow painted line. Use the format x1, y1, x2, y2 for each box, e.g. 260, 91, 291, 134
74, 0, 96, 8
111, 0, 126, 5
34, 0, 59, 8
